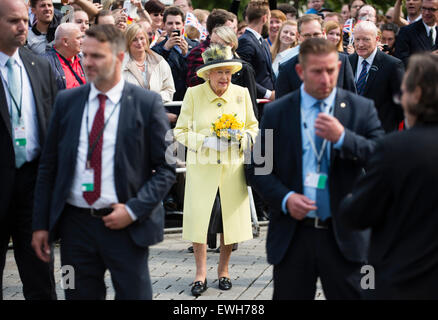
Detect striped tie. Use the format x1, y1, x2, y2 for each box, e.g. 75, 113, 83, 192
356, 60, 369, 96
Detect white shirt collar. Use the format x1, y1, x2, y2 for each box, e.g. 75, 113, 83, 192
246, 27, 263, 42
423, 20, 437, 35
0, 49, 24, 69
89, 78, 125, 105
358, 47, 378, 67
408, 14, 422, 24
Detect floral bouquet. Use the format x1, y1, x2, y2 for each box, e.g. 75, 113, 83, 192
211, 114, 244, 142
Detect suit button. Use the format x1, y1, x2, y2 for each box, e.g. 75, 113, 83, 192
217, 160, 221, 164
217, 102, 222, 107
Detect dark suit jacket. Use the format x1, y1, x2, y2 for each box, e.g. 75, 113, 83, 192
349, 50, 405, 133
237, 30, 275, 99
0, 47, 58, 221
276, 52, 357, 99
394, 20, 438, 67
32, 82, 176, 248
339, 124, 438, 299
249, 88, 384, 265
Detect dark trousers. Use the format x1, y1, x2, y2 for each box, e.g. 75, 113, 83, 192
273, 222, 364, 300
0, 160, 56, 300
59, 205, 152, 300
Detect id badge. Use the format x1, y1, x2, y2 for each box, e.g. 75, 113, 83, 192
14, 122, 26, 147
81, 168, 94, 192
304, 172, 328, 190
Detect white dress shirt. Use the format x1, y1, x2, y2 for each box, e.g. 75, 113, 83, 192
66, 79, 137, 221
356, 47, 378, 82
423, 21, 437, 44
0, 50, 40, 162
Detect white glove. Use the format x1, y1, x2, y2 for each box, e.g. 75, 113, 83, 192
203, 136, 229, 152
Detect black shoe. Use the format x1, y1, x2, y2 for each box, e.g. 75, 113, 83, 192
187, 246, 194, 253
218, 277, 232, 290
191, 279, 207, 297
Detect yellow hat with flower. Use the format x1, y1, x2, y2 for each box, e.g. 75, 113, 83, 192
196, 44, 243, 80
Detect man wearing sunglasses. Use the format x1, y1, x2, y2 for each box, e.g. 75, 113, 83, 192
395, 0, 438, 66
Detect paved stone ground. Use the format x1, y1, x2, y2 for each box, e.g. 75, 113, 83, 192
3, 226, 325, 300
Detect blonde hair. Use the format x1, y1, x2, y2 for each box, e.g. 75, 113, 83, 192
193, 9, 209, 24
125, 23, 151, 55
212, 25, 238, 53
323, 20, 344, 52
271, 20, 298, 61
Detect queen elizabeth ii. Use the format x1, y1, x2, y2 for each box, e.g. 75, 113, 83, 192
174, 44, 259, 297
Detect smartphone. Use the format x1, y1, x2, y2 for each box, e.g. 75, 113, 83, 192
172, 30, 180, 37
93, 0, 101, 3
382, 44, 390, 52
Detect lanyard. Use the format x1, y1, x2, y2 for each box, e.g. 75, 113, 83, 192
55, 50, 85, 85
1, 63, 24, 119
85, 99, 120, 168
302, 105, 333, 173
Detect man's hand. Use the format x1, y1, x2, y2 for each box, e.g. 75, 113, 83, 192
314, 113, 344, 143
180, 37, 189, 56
102, 204, 134, 230
167, 112, 178, 123
164, 32, 181, 51
269, 90, 276, 101
31, 231, 51, 263
286, 193, 317, 220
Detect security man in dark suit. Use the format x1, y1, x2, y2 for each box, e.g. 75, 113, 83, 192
349, 21, 405, 133
250, 38, 384, 300
276, 14, 357, 99
31, 24, 176, 300
0, 0, 57, 300
340, 53, 438, 299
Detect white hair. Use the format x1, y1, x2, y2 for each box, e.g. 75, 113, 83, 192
353, 21, 378, 37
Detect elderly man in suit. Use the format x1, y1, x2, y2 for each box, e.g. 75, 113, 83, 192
0, 0, 58, 300
236, 0, 275, 101
349, 21, 405, 133
395, 0, 438, 66
276, 14, 356, 99
250, 38, 384, 299
339, 53, 438, 299
31, 24, 176, 300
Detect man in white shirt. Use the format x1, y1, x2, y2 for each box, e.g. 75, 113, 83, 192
0, 0, 58, 300
395, 0, 438, 65
236, 0, 275, 102
31, 24, 176, 300
349, 21, 405, 132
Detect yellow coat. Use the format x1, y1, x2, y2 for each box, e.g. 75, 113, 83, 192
174, 82, 259, 245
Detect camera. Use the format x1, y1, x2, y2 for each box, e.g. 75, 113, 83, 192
382, 44, 390, 52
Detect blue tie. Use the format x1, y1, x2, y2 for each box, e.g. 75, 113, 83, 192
314, 101, 331, 221
356, 60, 368, 96
6, 57, 26, 168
